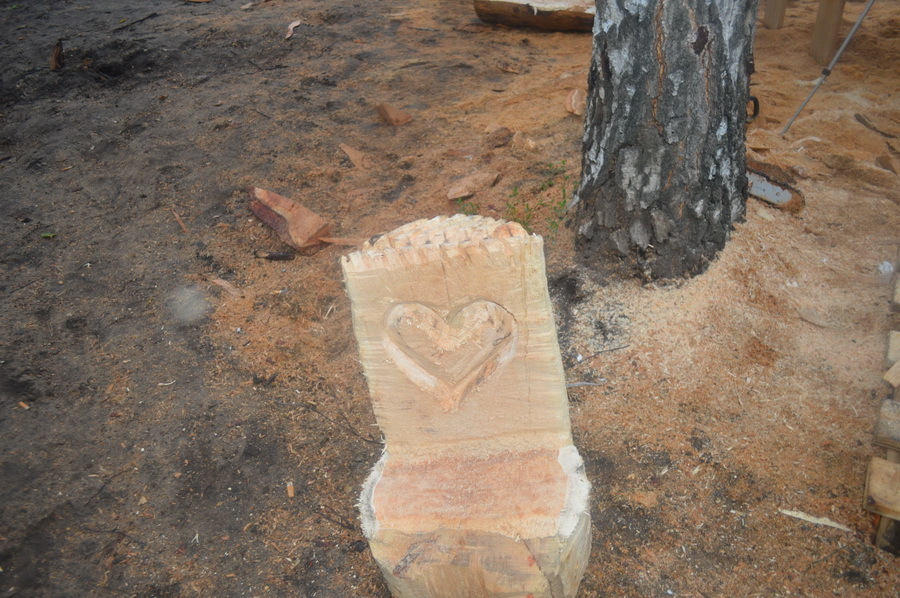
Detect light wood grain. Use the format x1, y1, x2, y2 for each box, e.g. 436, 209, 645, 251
342, 215, 590, 597
865, 456, 900, 520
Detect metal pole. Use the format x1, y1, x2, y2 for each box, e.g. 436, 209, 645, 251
780, 0, 877, 136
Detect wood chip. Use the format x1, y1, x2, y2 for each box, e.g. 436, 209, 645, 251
778, 508, 852, 532
248, 186, 330, 250
338, 143, 371, 170
285, 20, 304, 40
885, 360, 900, 388
865, 457, 900, 520
375, 103, 412, 126
447, 170, 500, 200
206, 276, 243, 298
172, 210, 189, 234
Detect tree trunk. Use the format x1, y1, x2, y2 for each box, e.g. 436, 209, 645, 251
571, 0, 759, 279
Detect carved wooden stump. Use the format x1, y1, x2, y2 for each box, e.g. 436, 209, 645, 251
342, 215, 590, 598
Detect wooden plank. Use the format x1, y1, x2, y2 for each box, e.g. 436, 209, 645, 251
886, 361, 900, 388
473, 0, 594, 32
810, 0, 846, 65
865, 457, 900, 520
875, 400, 900, 452
342, 215, 590, 597
763, 0, 789, 30
887, 330, 900, 369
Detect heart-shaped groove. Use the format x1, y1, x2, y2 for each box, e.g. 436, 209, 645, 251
383, 301, 518, 412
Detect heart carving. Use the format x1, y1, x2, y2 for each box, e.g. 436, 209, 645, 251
383, 301, 518, 412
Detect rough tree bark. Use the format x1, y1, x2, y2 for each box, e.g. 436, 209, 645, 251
571, 0, 760, 279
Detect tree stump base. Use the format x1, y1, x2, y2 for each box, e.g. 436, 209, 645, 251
342, 215, 591, 597
361, 448, 590, 597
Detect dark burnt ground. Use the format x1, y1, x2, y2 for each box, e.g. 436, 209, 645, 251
0, 2, 407, 596
0, 1, 585, 596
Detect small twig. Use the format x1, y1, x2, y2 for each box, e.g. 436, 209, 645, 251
804, 544, 850, 571
314, 504, 357, 532
566, 381, 604, 388
112, 12, 159, 32
301, 401, 382, 445
572, 344, 630, 368
84, 468, 128, 506
296, 499, 358, 533
9, 278, 40, 296
854, 113, 897, 139
172, 210, 189, 234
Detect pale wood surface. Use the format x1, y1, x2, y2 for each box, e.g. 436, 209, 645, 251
865, 456, 900, 520
886, 361, 900, 388
342, 215, 590, 597
342, 216, 573, 456
811, 0, 846, 64
875, 400, 900, 452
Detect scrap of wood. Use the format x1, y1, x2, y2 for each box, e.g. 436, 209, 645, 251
778, 508, 852, 532
747, 158, 805, 213
473, 0, 594, 32
375, 103, 412, 126
865, 457, 900, 520
875, 400, 900, 451
248, 187, 330, 250
338, 143, 370, 170
565, 88, 586, 116
886, 361, 900, 388
285, 20, 304, 40
49, 40, 64, 71
205, 276, 243, 298
172, 210, 189, 234
446, 170, 500, 200
888, 330, 900, 368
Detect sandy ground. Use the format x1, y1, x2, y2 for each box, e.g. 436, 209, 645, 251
1, 0, 898, 596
